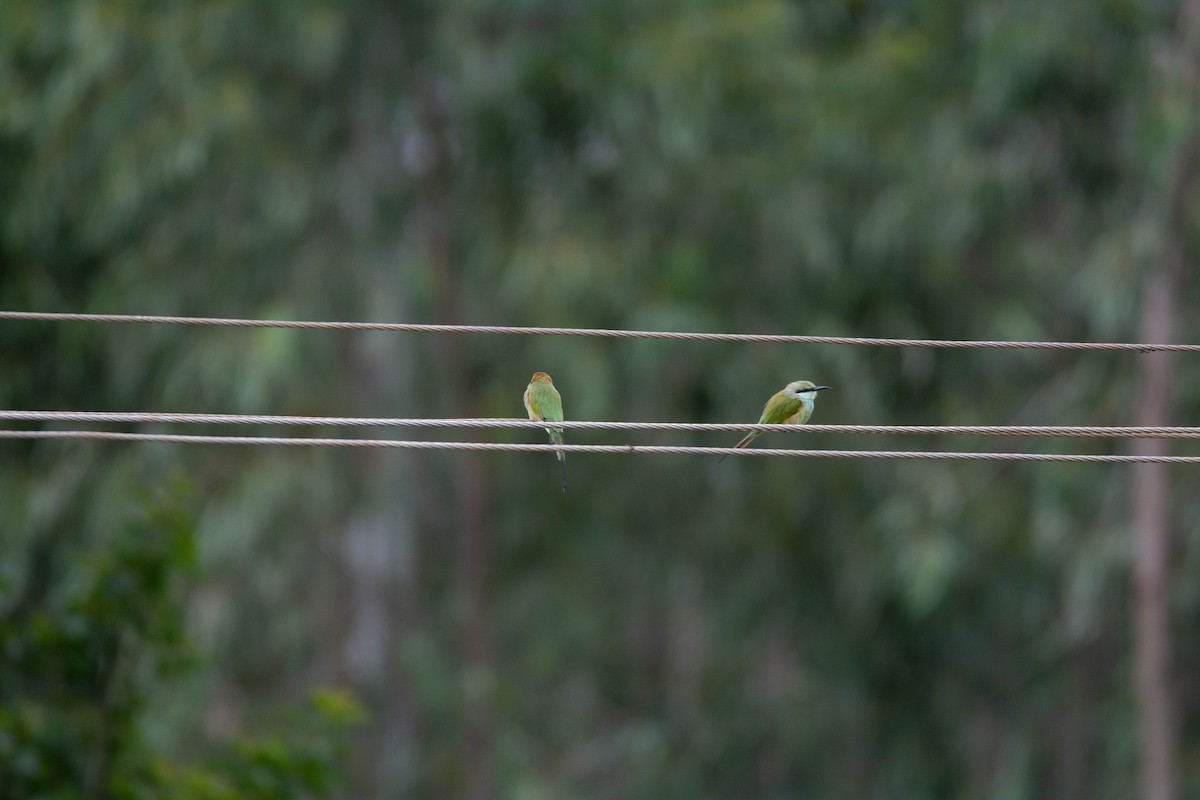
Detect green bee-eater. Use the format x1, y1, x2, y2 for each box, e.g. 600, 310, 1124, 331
523, 371, 567, 492
719, 380, 831, 461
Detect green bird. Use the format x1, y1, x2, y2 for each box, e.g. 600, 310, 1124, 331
719, 380, 831, 462
523, 371, 567, 492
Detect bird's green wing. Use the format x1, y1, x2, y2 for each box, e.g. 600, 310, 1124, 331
528, 382, 564, 423
758, 391, 802, 425
529, 381, 567, 491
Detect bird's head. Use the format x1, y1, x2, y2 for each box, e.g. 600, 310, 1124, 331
784, 380, 831, 398
530, 371, 554, 384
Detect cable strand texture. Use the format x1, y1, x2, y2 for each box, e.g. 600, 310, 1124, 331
0, 311, 1193, 352
1, 429, 1196, 461
3, 411, 1200, 439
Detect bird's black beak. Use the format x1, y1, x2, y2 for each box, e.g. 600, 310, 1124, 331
814, 385, 832, 391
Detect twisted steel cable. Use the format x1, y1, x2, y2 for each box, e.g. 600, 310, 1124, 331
2, 411, 1200, 439
2, 429, 1198, 463
0, 311, 1194, 352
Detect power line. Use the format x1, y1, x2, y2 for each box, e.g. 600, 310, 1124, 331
0, 311, 1192, 352
1, 429, 1197, 462
4, 411, 1200, 439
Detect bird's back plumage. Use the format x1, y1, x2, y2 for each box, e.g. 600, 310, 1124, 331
525, 372, 567, 491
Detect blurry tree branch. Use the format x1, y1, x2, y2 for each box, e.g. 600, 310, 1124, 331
1131, 2, 1200, 799
414, 70, 497, 800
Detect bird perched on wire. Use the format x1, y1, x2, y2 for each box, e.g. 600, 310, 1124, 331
523, 371, 567, 492
719, 380, 831, 462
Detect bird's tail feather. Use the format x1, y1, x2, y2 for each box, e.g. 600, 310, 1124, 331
718, 431, 760, 463
548, 427, 566, 491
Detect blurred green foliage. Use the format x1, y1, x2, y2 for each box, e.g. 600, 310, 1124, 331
2, 0, 1199, 798
0, 488, 362, 798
